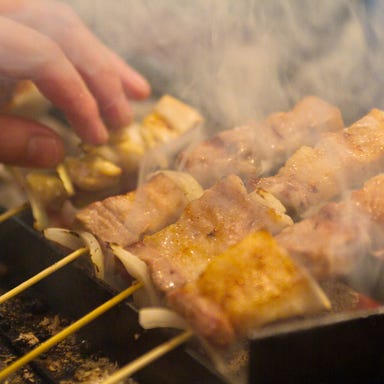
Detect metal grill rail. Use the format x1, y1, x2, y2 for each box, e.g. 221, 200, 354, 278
0, 209, 225, 384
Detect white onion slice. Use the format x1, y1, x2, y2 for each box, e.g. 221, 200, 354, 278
139, 308, 188, 330
44, 228, 105, 279
250, 188, 293, 227
110, 244, 159, 306
78, 231, 105, 279
152, 170, 203, 201
44, 227, 83, 250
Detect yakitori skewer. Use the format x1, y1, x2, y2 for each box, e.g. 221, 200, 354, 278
102, 329, 193, 384
0, 247, 88, 305
0, 281, 143, 381
0, 202, 29, 224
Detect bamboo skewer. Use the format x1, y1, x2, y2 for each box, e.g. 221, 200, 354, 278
0, 281, 143, 381
0, 197, 192, 381
0, 202, 29, 224
102, 329, 194, 384
0, 247, 88, 305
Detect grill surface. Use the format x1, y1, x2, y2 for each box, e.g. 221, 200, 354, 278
2, 209, 384, 383
0, 210, 225, 384
249, 307, 384, 383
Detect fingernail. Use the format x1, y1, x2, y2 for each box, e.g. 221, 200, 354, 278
27, 136, 63, 167
125, 73, 151, 99
132, 74, 151, 94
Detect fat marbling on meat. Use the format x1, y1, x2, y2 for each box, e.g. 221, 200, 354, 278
75, 171, 203, 247
129, 174, 293, 294
276, 173, 384, 280
251, 109, 384, 217
178, 95, 343, 187
167, 231, 330, 346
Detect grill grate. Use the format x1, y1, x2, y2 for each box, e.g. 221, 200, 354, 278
2, 208, 384, 383
0, 290, 120, 383
0, 210, 225, 384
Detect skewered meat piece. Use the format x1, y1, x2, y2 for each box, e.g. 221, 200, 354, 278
129, 174, 293, 294
141, 94, 203, 146
25, 172, 68, 211
178, 96, 343, 188
75, 171, 203, 247
167, 231, 330, 346
65, 154, 122, 192
276, 173, 384, 280
63, 94, 203, 195
252, 109, 384, 217
73, 96, 340, 248
13, 95, 203, 230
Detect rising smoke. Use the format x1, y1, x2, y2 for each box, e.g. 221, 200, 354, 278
64, 0, 384, 130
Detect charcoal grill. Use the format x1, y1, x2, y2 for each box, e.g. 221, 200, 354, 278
1, 207, 384, 383
0, 209, 224, 384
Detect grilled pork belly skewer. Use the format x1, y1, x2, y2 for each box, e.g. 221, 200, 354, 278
276, 173, 384, 282
74, 96, 342, 249
120, 175, 326, 347
178, 96, 343, 188
128, 174, 293, 295
168, 231, 330, 347
75, 170, 204, 247
132, 175, 384, 348
121, 168, 384, 347
251, 109, 384, 217
94, 131, 384, 348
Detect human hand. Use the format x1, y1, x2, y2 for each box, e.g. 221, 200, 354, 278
0, 0, 150, 168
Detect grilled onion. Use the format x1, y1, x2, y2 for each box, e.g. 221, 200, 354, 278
44, 227, 105, 279
139, 308, 188, 330
110, 244, 159, 306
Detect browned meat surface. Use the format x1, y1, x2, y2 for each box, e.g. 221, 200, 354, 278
352, 172, 384, 223
168, 232, 329, 346
75, 171, 202, 247
252, 109, 384, 216
130, 174, 292, 294
178, 96, 343, 187
276, 173, 384, 280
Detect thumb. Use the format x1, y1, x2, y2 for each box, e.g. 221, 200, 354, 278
0, 115, 64, 168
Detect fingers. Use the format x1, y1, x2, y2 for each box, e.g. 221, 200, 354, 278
76, 46, 151, 128
36, 13, 150, 129
76, 54, 135, 130
108, 50, 151, 100
34, 57, 109, 143
2, 0, 151, 130
0, 16, 109, 145
0, 115, 64, 167
0, 1, 153, 169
